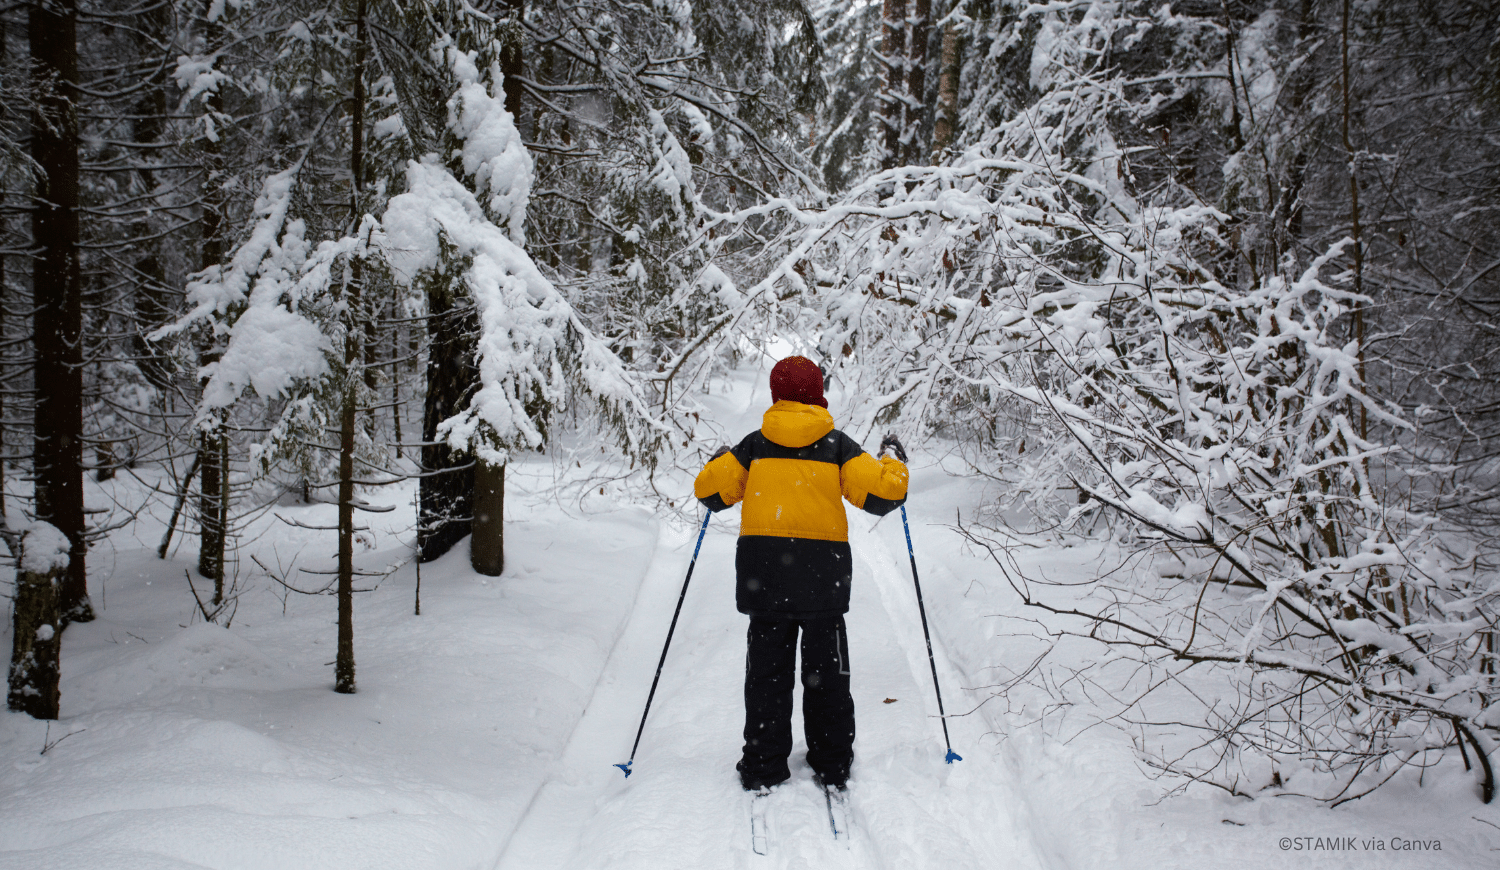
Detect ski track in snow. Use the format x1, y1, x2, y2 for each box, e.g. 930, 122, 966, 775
3, 363, 1498, 868
492, 507, 1052, 870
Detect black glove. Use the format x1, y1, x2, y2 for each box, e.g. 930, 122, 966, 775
710, 445, 731, 461
879, 433, 907, 463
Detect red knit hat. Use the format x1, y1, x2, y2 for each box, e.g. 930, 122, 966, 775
769, 356, 827, 408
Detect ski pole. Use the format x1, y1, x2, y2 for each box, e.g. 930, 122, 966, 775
900, 504, 962, 764
615, 510, 712, 778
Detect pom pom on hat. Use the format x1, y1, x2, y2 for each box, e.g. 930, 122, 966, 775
769, 356, 827, 408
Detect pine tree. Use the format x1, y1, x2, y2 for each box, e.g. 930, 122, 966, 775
28, 0, 91, 625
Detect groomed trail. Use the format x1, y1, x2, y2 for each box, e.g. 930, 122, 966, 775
491, 364, 1052, 869
492, 494, 1052, 870
4, 361, 1497, 869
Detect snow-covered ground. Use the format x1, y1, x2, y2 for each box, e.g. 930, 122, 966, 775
3, 365, 1498, 868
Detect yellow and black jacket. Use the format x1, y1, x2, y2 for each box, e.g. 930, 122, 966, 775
694, 401, 909, 617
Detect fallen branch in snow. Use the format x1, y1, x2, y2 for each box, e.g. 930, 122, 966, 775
39, 723, 85, 757
184, 568, 239, 628
156, 453, 202, 560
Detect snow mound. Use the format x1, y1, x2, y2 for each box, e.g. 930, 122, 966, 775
0, 711, 496, 869
69, 624, 289, 712
177, 719, 292, 773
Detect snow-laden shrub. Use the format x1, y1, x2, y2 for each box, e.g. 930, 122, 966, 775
672, 0, 1498, 804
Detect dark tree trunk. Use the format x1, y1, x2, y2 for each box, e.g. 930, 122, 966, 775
335, 0, 370, 696
902, 0, 930, 166
1340, 0, 1367, 444
878, 0, 908, 171
498, 0, 524, 120
196, 428, 226, 581
390, 297, 403, 459
336, 334, 358, 693
419, 288, 477, 563
8, 527, 65, 719
196, 0, 227, 586
931, 17, 959, 157
0, 11, 7, 522
471, 458, 504, 576
29, 0, 91, 625
0, 211, 7, 524
130, 3, 172, 394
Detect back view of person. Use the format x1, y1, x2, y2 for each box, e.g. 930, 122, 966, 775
694, 356, 909, 791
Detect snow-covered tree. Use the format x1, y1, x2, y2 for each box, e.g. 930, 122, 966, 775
384, 15, 678, 575
155, 0, 681, 691
516, 0, 824, 399
669, 0, 1499, 803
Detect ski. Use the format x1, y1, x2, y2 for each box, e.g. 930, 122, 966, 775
749, 788, 771, 856
822, 784, 852, 845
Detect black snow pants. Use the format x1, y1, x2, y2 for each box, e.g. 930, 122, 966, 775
737, 615, 854, 789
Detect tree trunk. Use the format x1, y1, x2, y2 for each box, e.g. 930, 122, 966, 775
463, 0, 523, 579
362, 314, 378, 437
0, 217, 7, 523
196, 0, 227, 586
471, 457, 504, 576
0, 8, 7, 522
8, 525, 66, 719
499, 0, 524, 120
902, 0, 931, 166
1340, 0, 1367, 444
130, 1, 172, 395
419, 288, 477, 562
335, 0, 370, 696
878, 0, 908, 171
197, 426, 226, 581
932, 18, 959, 157
215, 434, 227, 601
30, 0, 91, 625
336, 337, 358, 694
390, 297, 403, 460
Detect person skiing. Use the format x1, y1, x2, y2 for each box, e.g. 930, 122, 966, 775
694, 355, 909, 792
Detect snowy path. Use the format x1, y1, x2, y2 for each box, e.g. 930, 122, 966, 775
493, 508, 1052, 870
7, 359, 1496, 868
0, 479, 669, 870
